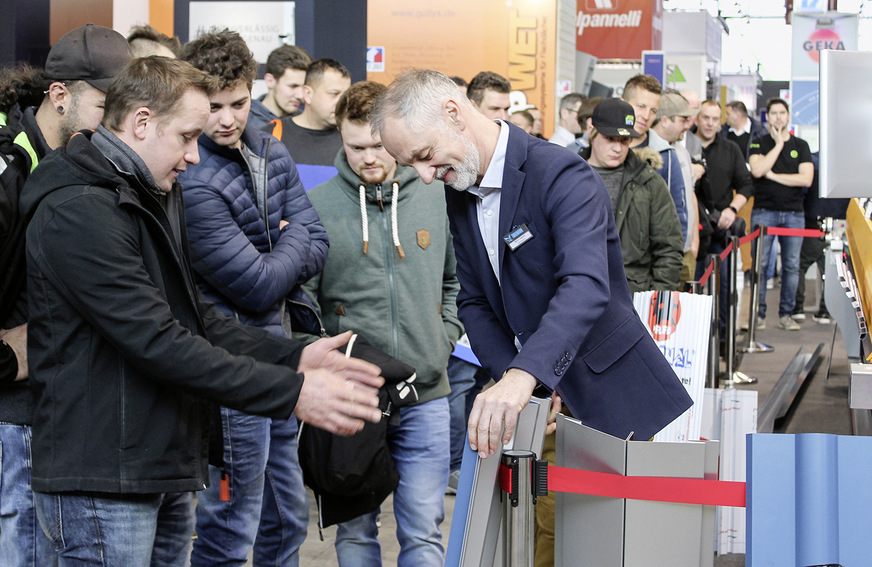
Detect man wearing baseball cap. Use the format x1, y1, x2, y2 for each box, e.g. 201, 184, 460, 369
0, 23, 131, 567
579, 98, 683, 293
650, 91, 701, 285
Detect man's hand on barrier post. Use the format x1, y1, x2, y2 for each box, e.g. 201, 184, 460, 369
468, 368, 537, 458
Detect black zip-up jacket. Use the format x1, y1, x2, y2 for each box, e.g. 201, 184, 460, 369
20, 128, 306, 494
0, 105, 51, 423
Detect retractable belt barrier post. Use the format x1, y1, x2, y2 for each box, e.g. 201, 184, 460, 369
499, 450, 547, 567
725, 236, 758, 385
497, 444, 746, 567
704, 254, 721, 389
742, 225, 773, 355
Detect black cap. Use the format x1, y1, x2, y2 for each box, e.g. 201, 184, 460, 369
591, 98, 642, 138
45, 24, 132, 92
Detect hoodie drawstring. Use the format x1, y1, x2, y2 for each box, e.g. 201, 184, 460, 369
359, 181, 404, 258
390, 181, 405, 258
358, 183, 369, 255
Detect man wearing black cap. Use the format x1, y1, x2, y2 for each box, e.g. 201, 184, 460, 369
580, 98, 683, 293
0, 23, 131, 567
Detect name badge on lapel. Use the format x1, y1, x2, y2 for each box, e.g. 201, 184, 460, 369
503, 223, 534, 252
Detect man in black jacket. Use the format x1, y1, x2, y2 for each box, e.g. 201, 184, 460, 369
21, 56, 383, 566
695, 99, 754, 338
720, 100, 767, 161
696, 99, 753, 259
0, 24, 132, 567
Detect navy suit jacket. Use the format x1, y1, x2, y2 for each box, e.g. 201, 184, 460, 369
445, 123, 692, 440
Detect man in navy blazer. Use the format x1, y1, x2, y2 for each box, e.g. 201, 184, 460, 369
374, 70, 692, 458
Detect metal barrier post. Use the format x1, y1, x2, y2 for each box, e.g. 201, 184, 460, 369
726, 235, 757, 384
703, 255, 720, 389
741, 224, 773, 354
501, 450, 536, 567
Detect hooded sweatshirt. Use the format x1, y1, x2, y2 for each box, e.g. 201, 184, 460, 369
646, 129, 689, 242
304, 149, 463, 404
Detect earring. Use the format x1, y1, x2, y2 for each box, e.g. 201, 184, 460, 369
57, 106, 65, 115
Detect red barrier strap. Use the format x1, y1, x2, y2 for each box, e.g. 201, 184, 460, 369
499, 462, 513, 495
718, 240, 734, 262
547, 465, 746, 508
739, 226, 762, 246
698, 259, 715, 287
765, 227, 824, 238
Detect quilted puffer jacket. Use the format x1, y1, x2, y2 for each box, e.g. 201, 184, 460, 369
179, 127, 327, 336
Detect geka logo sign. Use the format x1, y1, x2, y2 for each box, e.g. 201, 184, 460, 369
803, 28, 846, 63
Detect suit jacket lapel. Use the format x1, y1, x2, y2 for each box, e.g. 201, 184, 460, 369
498, 126, 527, 270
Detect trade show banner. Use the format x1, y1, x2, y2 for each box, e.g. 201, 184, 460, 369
188, 1, 296, 63
367, 0, 557, 136
790, 12, 857, 127
576, 0, 662, 60
633, 291, 711, 443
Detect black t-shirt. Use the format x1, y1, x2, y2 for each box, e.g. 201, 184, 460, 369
267, 117, 342, 167
700, 135, 753, 212
727, 131, 750, 157
749, 134, 812, 212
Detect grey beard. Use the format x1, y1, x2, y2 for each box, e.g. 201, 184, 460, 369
439, 135, 480, 191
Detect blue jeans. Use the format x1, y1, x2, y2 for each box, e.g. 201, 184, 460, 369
751, 208, 804, 319
446, 357, 477, 472
0, 423, 56, 567
334, 397, 450, 567
766, 237, 780, 280
34, 490, 194, 566
191, 410, 308, 567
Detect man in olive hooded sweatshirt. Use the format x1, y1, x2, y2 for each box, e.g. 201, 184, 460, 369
305, 80, 463, 567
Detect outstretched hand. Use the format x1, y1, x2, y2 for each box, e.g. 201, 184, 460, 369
467, 368, 537, 458
295, 331, 385, 436
299, 331, 384, 390
294, 367, 383, 436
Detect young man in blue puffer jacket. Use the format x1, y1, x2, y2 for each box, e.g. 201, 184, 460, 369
180, 30, 328, 567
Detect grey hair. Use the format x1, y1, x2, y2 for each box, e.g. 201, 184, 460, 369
371, 69, 471, 137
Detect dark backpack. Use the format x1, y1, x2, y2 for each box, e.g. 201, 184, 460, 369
297, 333, 418, 530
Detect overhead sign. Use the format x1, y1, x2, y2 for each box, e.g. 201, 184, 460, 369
642, 50, 665, 87
791, 12, 858, 127
792, 12, 857, 79
367, 0, 558, 136
576, 0, 662, 60
188, 1, 295, 64
793, 0, 827, 13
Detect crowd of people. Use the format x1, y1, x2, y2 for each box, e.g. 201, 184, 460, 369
0, 22, 835, 567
